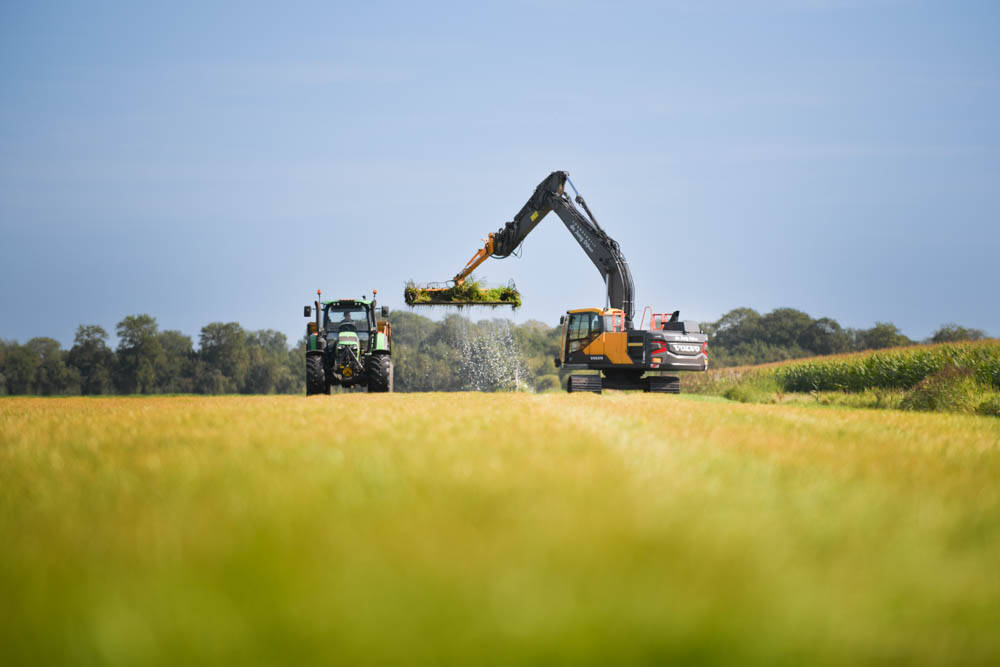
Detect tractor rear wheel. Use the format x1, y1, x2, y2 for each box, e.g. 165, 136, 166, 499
366, 354, 393, 393
306, 354, 328, 396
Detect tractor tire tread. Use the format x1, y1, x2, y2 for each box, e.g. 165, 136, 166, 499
366, 354, 393, 393
306, 354, 328, 396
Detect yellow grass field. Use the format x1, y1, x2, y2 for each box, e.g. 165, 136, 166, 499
2, 394, 999, 665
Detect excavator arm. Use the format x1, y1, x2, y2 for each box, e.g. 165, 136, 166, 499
453, 171, 636, 324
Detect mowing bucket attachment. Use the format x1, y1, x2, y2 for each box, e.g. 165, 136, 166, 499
405, 234, 521, 307
403, 278, 521, 308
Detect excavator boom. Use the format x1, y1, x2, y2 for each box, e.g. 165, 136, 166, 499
407, 171, 635, 324
404, 170, 709, 393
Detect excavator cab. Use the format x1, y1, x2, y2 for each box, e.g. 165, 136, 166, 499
558, 308, 632, 367
565, 310, 600, 354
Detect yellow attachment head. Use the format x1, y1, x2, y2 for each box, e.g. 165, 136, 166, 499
404, 279, 521, 308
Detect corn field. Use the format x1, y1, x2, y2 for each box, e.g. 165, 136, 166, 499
776, 341, 1000, 392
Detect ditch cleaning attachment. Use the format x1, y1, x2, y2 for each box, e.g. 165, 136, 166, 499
406, 171, 632, 315
404, 230, 522, 307
403, 278, 521, 308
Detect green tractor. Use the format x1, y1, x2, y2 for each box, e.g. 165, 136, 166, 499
303, 289, 393, 395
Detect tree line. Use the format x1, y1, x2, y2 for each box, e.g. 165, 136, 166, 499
702, 308, 987, 367
0, 309, 989, 395
389, 312, 562, 392
0, 315, 301, 396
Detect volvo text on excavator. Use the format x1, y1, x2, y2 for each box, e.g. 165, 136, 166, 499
409, 171, 708, 393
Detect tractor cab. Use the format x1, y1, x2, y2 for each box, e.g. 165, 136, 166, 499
321, 300, 376, 383
324, 301, 374, 351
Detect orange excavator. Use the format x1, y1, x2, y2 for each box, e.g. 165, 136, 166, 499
408, 171, 707, 393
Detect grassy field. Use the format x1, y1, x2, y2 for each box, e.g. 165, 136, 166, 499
2, 394, 999, 665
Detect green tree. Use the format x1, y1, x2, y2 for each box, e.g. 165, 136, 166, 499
389, 311, 438, 348
245, 329, 293, 394
26, 337, 78, 395
157, 330, 195, 393
199, 322, 249, 393
710, 308, 763, 349
799, 317, 851, 356
387, 313, 462, 392
68, 325, 115, 395
116, 314, 163, 394
760, 308, 813, 350
246, 347, 278, 393
249, 329, 289, 358
514, 319, 562, 391
931, 323, 987, 344
1, 342, 39, 395
278, 337, 307, 394
192, 360, 228, 395
858, 322, 912, 350
0, 342, 7, 394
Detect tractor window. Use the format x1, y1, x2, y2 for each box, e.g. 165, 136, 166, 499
567, 312, 601, 353
324, 305, 368, 330
325, 305, 371, 349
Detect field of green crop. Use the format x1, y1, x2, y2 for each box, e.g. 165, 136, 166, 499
685, 340, 1000, 416
775, 341, 1000, 393
2, 394, 999, 665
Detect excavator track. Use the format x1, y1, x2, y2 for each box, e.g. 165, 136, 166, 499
567, 375, 603, 394
646, 376, 681, 394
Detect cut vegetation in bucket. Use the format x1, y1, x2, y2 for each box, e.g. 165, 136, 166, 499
404, 278, 521, 308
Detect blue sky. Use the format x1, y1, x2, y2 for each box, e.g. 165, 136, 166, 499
1, 0, 998, 347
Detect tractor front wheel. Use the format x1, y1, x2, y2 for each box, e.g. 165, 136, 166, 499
306, 354, 328, 396
366, 354, 393, 393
